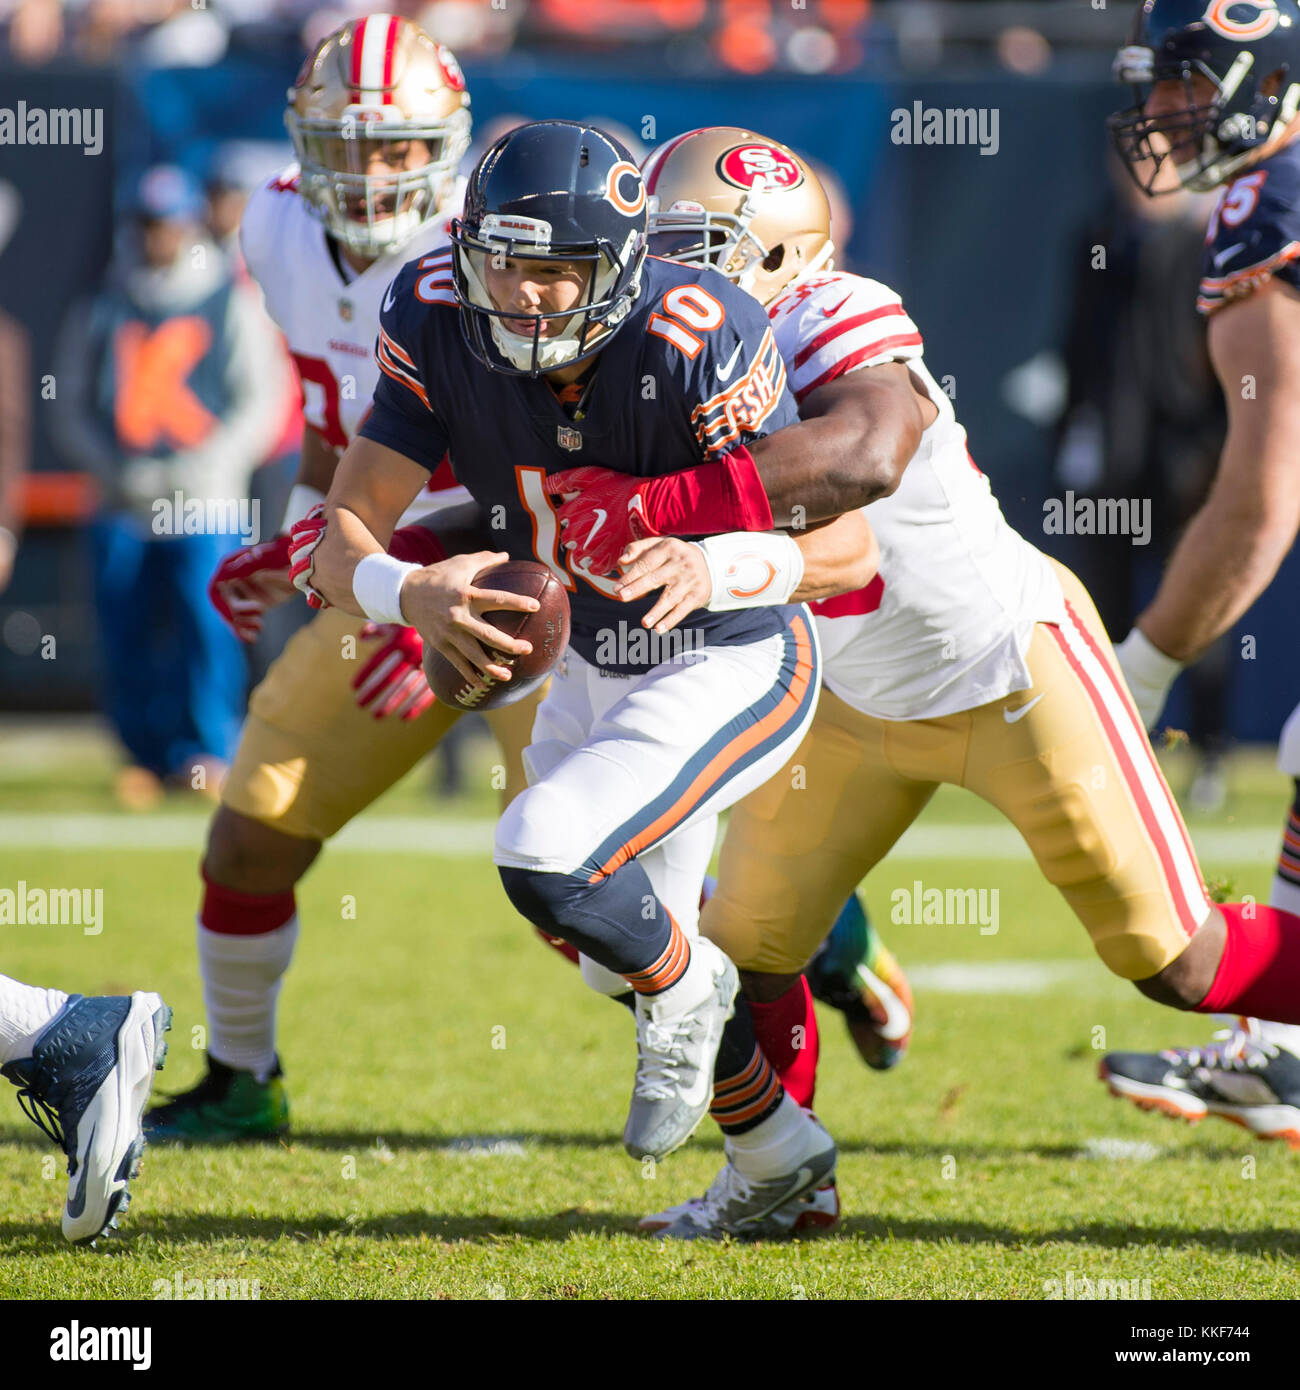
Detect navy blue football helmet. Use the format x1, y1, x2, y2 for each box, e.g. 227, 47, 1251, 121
449, 120, 648, 376
1110, 0, 1300, 193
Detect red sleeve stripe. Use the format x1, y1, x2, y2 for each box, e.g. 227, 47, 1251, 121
792, 302, 908, 370
1199, 240, 1300, 290
376, 336, 430, 409
378, 326, 418, 371
794, 335, 924, 401
376, 354, 430, 410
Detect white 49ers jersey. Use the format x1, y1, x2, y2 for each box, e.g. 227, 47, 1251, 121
239, 165, 468, 522
767, 270, 1064, 720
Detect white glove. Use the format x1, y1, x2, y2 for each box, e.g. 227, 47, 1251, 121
1114, 628, 1182, 731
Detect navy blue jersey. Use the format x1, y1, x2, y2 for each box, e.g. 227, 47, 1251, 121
361, 250, 801, 672
1199, 138, 1300, 315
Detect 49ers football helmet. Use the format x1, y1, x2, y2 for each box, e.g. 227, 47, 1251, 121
286, 14, 471, 258
642, 127, 832, 306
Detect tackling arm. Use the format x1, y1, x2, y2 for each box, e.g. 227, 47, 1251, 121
747, 364, 937, 526
552, 358, 934, 569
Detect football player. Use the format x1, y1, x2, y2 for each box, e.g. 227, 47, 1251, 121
552, 124, 1300, 1236
291, 120, 881, 1220
146, 16, 540, 1143
0, 974, 169, 1242
1095, 0, 1300, 1145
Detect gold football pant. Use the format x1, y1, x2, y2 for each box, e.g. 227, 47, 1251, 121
222, 606, 541, 841
702, 563, 1212, 981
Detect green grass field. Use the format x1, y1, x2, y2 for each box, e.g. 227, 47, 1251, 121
2, 724, 1299, 1300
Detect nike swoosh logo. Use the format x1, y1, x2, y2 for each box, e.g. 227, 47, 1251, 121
1213, 242, 1246, 269
66, 1124, 93, 1218
856, 964, 912, 1041
382, 281, 398, 313
822, 293, 853, 318
1003, 692, 1045, 724
715, 342, 744, 382
586, 508, 607, 544
744, 1166, 818, 1226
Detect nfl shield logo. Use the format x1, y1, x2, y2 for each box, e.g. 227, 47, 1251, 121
338, 298, 354, 322
557, 426, 582, 451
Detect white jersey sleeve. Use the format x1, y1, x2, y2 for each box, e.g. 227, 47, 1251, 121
768, 269, 1064, 721
767, 272, 923, 404
238, 167, 305, 336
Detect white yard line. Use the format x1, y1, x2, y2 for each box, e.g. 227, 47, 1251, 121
0, 814, 1282, 862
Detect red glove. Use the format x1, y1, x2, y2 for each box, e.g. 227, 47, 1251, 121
388, 524, 447, 567
209, 534, 296, 642
287, 505, 329, 609
352, 622, 435, 721
550, 446, 774, 577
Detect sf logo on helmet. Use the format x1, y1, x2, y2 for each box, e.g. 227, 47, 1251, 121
717, 144, 804, 192
1203, 0, 1281, 39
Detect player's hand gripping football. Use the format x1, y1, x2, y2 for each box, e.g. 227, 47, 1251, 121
209, 534, 301, 641
614, 537, 712, 633
352, 623, 436, 721
398, 551, 539, 687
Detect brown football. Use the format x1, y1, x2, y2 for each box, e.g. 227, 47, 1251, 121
423, 559, 570, 712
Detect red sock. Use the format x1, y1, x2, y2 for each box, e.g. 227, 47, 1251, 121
535, 927, 580, 967
200, 868, 295, 936
748, 977, 820, 1109
1200, 902, 1300, 1021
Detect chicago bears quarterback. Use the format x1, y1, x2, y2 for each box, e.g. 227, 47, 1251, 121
1096, 0, 1300, 1145
550, 123, 1300, 1235
0, 973, 170, 1242
294, 120, 859, 1210
146, 16, 540, 1143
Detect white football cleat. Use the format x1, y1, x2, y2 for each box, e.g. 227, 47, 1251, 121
2, 991, 171, 1243
654, 1112, 839, 1241
623, 936, 738, 1161
639, 1179, 840, 1235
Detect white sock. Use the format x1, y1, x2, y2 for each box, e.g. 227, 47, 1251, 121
198, 916, 299, 1080
725, 1094, 818, 1180
0, 974, 69, 1066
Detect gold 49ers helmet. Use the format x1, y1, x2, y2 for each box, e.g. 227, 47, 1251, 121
642, 127, 832, 305
286, 14, 471, 258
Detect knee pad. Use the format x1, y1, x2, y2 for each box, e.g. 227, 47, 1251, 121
498, 864, 592, 938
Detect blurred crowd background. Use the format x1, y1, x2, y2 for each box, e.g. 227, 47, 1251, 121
1, 0, 1297, 803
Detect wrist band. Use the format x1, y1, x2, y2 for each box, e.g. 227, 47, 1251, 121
353, 552, 419, 625
281, 484, 326, 533
696, 531, 804, 611
1117, 627, 1182, 685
